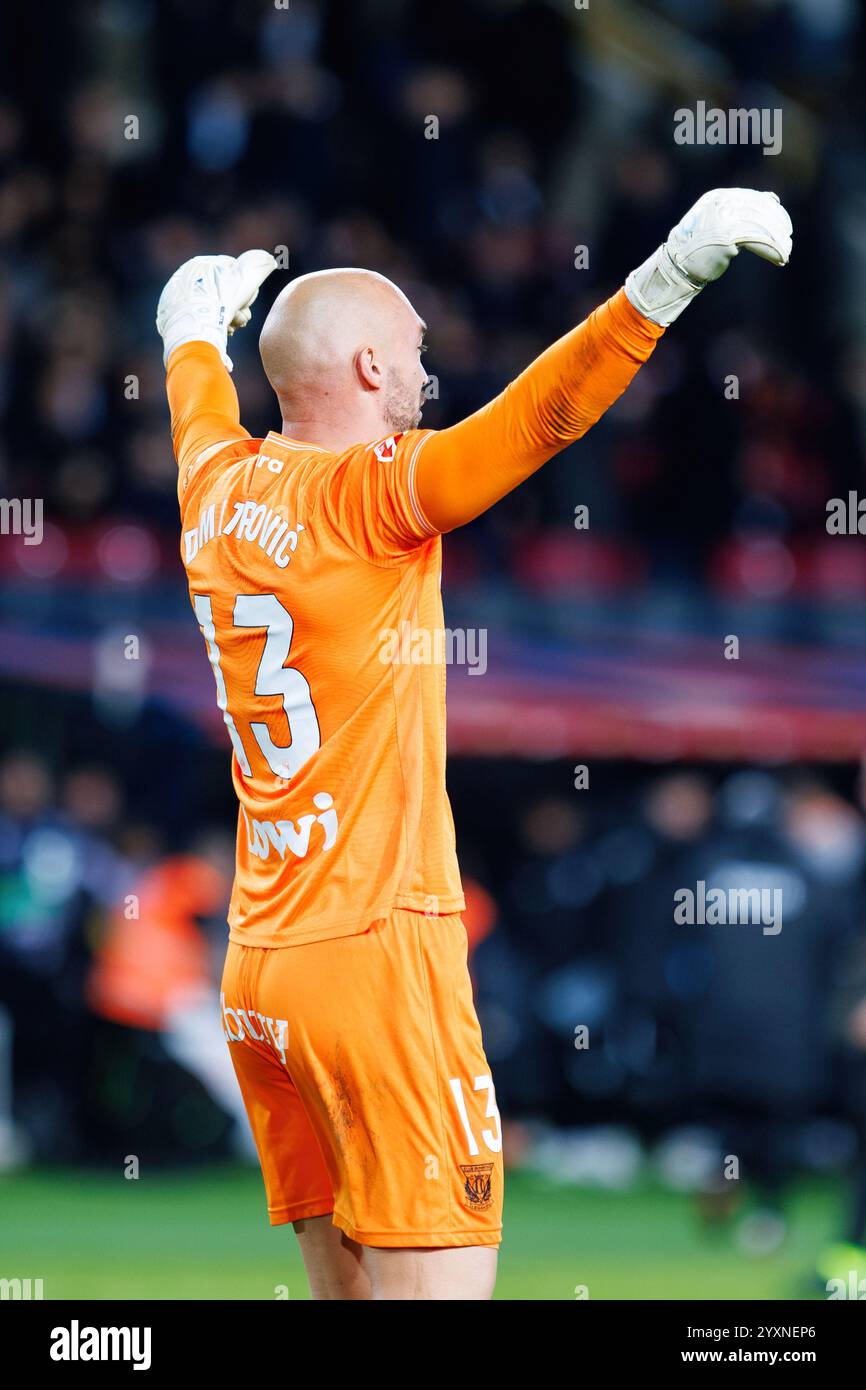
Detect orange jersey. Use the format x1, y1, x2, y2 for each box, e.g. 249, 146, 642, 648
178, 419, 462, 946
168, 289, 663, 949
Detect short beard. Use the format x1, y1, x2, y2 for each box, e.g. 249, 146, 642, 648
383, 370, 424, 434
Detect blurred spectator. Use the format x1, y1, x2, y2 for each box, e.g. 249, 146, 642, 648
87, 828, 254, 1156
0, 750, 126, 1159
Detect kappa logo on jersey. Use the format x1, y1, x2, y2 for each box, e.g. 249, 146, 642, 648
372, 434, 402, 463
460, 1162, 494, 1211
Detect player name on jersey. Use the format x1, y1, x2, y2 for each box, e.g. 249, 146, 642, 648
184, 498, 304, 569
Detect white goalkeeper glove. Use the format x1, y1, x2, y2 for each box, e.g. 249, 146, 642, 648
625, 188, 792, 327
156, 249, 279, 370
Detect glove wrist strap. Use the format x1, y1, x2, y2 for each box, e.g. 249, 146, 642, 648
161, 311, 232, 370
624, 244, 704, 328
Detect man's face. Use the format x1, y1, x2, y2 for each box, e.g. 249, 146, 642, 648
382, 307, 429, 434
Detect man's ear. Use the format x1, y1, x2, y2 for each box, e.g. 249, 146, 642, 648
355, 345, 383, 391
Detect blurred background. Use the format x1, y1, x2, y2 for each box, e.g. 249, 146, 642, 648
2, 0, 866, 1299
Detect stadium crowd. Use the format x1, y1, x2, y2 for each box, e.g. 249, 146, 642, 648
1, 0, 865, 597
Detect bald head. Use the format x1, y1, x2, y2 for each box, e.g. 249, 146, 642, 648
259, 268, 428, 448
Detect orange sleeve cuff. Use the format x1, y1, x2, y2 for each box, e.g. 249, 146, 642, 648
603, 286, 667, 358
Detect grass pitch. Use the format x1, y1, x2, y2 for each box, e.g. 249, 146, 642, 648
0, 1166, 839, 1300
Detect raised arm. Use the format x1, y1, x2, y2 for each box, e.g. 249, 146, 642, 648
415, 288, 661, 532
415, 188, 792, 534
165, 342, 248, 479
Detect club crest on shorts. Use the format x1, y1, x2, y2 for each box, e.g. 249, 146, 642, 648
460, 1162, 494, 1211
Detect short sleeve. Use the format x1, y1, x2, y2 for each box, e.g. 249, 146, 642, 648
315, 430, 440, 562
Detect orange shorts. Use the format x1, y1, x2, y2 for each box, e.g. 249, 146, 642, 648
220, 909, 503, 1249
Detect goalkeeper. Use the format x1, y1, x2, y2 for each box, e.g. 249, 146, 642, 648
158, 188, 791, 1303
